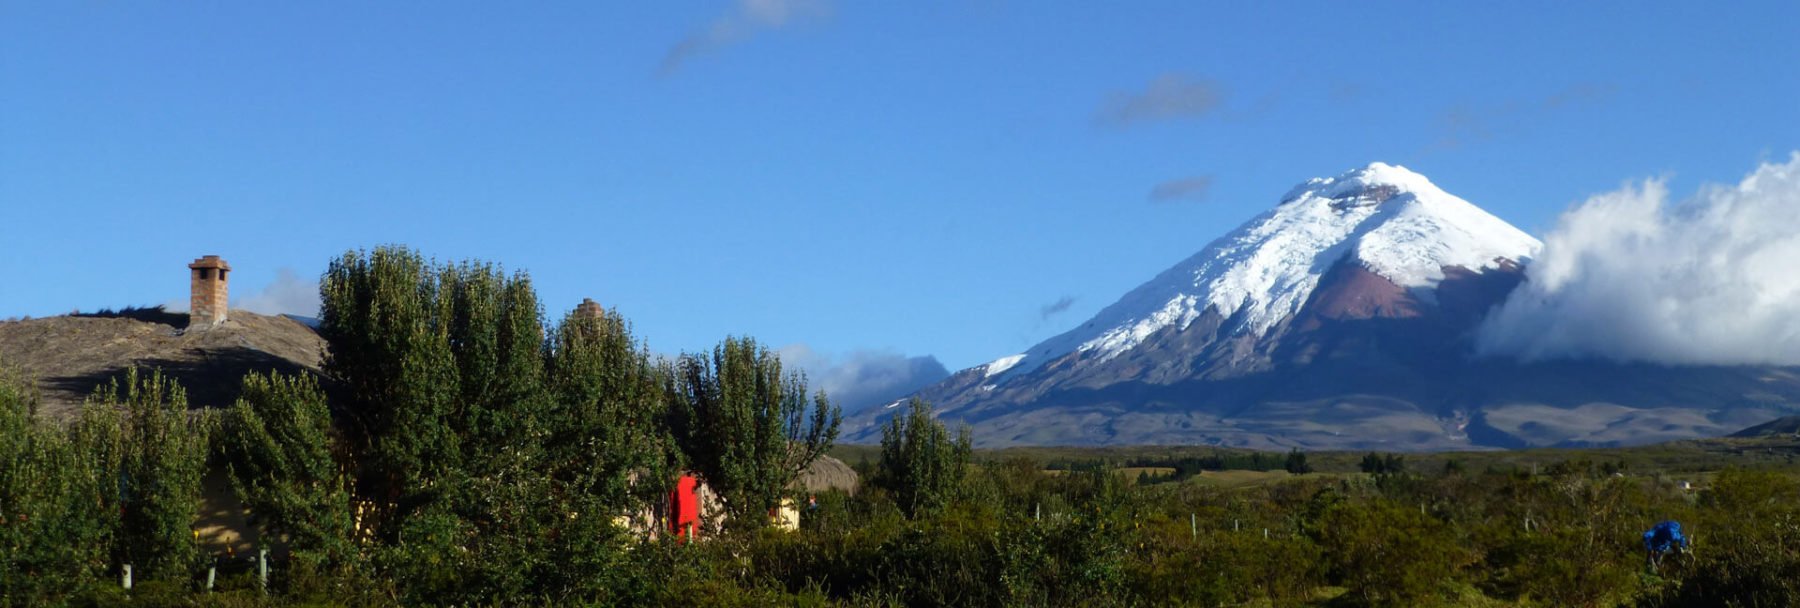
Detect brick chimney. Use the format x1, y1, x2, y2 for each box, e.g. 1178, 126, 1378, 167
187, 255, 230, 329
575, 298, 604, 320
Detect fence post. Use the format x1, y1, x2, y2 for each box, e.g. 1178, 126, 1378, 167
121, 564, 132, 591
206, 558, 217, 592
1190, 513, 1197, 541
258, 548, 269, 592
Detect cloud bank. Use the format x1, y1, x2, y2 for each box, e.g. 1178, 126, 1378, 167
1149, 175, 1214, 203
1478, 154, 1800, 366
1095, 73, 1223, 127
660, 0, 827, 75
777, 344, 950, 412
234, 268, 321, 318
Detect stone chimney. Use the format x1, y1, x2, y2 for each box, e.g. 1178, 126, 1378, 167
575, 298, 604, 320
187, 255, 230, 329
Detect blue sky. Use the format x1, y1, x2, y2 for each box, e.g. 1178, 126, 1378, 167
3, 2, 1797, 392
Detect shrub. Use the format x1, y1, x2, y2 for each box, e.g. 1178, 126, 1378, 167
1314, 498, 1470, 606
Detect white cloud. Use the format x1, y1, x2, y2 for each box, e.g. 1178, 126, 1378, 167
233, 268, 321, 318
659, 0, 828, 75
1478, 154, 1800, 365
776, 344, 949, 412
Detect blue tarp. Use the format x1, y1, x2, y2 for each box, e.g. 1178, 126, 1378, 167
1643, 520, 1689, 553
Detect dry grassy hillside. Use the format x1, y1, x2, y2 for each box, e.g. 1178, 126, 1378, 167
0, 308, 326, 419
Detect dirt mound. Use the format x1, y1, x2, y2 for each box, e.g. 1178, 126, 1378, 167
0, 310, 327, 419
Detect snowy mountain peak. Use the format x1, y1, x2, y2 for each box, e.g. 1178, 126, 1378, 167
1284, 161, 1439, 203
980, 163, 1543, 380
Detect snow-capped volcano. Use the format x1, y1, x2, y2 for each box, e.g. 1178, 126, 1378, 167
844, 163, 1800, 450
984, 162, 1541, 381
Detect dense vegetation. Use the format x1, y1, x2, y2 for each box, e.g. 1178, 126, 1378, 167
3, 245, 1799, 606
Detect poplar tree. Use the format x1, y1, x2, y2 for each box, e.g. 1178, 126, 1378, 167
667, 336, 840, 528
535, 305, 681, 596
217, 371, 357, 569
877, 398, 971, 518
78, 368, 211, 581
0, 367, 114, 603
319, 246, 579, 601
442, 263, 549, 473
320, 246, 460, 519
545, 304, 678, 511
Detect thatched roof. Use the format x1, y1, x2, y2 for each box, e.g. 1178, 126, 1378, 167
800, 454, 859, 494
0, 310, 326, 419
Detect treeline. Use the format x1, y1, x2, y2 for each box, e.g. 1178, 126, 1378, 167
4, 245, 1800, 607
1067, 448, 1310, 485
308, 247, 839, 603
1, 246, 843, 606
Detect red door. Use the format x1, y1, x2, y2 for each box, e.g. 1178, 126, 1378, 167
669, 475, 701, 540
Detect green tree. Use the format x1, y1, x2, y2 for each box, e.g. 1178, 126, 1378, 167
1358, 452, 1406, 476
532, 304, 683, 598
217, 371, 358, 569
1443, 458, 1466, 475
1284, 448, 1312, 475
80, 368, 212, 581
0, 366, 115, 604
877, 398, 970, 518
544, 304, 679, 511
319, 248, 551, 522
320, 246, 699, 603
320, 246, 461, 516
1359, 452, 1383, 474
440, 262, 550, 475
667, 336, 840, 528
321, 246, 570, 602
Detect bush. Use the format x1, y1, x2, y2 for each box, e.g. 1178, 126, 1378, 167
1641, 469, 1800, 607
1131, 528, 1322, 607
1314, 498, 1470, 606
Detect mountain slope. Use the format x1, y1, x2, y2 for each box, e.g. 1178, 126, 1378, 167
1733, 415, 1800, 438
846, 164, 1800, 449
982, 162, 1539, 385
